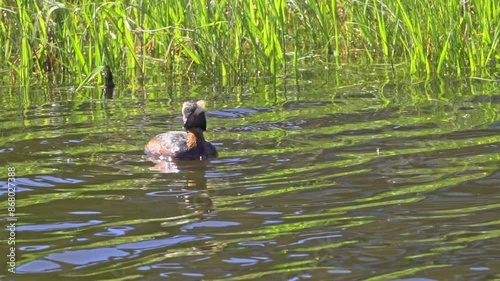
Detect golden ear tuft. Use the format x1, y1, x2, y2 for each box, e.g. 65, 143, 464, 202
195, 100, 207, 113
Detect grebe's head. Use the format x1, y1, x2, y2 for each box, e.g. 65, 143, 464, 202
182, 100, 207, 131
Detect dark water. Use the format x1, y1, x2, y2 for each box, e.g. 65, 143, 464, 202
1, 71, 500, 280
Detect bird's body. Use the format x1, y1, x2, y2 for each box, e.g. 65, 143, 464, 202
145, 101, 217, 160
145, 130, 217, 160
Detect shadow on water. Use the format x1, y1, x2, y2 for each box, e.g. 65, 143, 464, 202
0, 67, 499, 280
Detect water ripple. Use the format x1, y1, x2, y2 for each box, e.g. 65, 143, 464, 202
2, 79, 499, 280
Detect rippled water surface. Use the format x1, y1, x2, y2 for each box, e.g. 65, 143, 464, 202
1, 70, 500, 280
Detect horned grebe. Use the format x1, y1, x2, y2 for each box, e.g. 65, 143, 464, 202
145, 100, 217, 160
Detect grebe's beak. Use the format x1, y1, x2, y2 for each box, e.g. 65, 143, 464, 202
184, 111, 207, 131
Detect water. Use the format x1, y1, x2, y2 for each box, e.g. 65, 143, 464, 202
1, 69, 499, 280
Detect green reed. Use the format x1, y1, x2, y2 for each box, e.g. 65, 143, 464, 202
0, 0, 498, 87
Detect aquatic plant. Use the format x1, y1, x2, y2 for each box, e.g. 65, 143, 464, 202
0, 0, 498, 87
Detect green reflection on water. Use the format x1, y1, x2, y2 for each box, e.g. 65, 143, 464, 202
0, 69, 498, 280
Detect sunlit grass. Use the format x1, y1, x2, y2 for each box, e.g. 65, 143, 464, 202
0, 0, 498, 87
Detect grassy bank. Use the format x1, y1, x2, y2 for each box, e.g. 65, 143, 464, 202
0, 0, 498, 87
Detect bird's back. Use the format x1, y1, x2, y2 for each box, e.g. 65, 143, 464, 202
145, 131, 188, 159
145, 131, 217, 160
